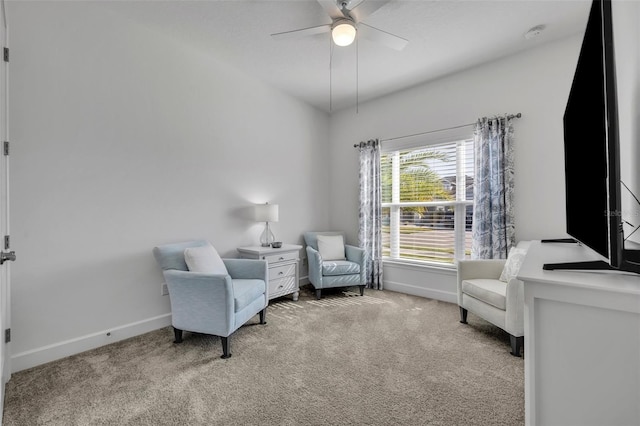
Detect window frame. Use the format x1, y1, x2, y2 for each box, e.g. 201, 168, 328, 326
380, 126, 475, 266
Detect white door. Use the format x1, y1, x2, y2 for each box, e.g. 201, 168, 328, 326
0, 0, 12, 415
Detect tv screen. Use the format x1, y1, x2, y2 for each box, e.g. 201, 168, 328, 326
563, 0, 611, 259
563, 0, 622, 267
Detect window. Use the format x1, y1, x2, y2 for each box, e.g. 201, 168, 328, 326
381, 137, 474, 265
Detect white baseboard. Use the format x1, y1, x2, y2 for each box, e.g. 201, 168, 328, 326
11, 314, 172, 373
383, 280, 457, 304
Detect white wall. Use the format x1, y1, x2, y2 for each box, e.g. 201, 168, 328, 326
613, 1, 640, 245
8, 2, 330, 371
328, 36, 583, 301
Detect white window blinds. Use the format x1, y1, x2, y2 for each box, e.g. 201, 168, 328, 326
381, 135, 474, 265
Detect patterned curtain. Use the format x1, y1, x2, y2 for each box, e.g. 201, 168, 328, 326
358, 139, 383, 289
471, 116, 516, 259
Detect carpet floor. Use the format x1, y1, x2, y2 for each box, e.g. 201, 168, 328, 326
3, 287, 524, 425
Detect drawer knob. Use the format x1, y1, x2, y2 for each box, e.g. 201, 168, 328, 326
279, 257, 285, 260
278, 285, 283, 289
278, 271, 284, 275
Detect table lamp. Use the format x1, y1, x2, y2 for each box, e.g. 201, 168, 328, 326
255, 202, 278, 247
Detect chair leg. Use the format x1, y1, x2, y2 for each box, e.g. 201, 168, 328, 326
510, 335, 524, 357
259, 307, 267, 325
459, 307, 468, 324
221, 336, 232, 359
315, 289, 321, 300
359, 285, 365, 296
173, 327, 183, 343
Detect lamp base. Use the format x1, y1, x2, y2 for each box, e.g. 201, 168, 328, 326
260, 223, 275, 247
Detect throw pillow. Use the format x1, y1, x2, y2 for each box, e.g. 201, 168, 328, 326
499, 247, 528, 283
317, 234, 346, 261
184, 244, 228, 275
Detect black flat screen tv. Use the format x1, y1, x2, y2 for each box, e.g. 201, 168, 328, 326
544, 0, 640, 273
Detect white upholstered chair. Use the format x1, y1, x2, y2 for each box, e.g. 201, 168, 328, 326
457, 241, 530, 356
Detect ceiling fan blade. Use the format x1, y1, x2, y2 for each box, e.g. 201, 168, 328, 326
316, 0, 348, 19
271, 24, 331, 40
349, 0, 392, 22
357, 23, 408, 51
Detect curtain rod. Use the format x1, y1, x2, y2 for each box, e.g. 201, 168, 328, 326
353, 113, 522, 147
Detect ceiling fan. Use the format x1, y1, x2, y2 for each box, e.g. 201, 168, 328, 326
270, 0, 408, 51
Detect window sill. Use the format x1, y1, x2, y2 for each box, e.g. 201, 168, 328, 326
382, 258, 456, 274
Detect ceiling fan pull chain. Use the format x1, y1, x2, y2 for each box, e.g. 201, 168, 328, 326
329, 36, 333, 112
356, 35, 359, 114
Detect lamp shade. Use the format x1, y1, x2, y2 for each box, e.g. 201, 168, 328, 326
332, 21, 356, 47
254, 203, 279, 223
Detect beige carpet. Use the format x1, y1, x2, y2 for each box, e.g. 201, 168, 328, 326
3, 287, 524, 425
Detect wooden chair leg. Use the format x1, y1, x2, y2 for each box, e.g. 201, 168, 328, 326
173, 327, 183, 343
510, 335, 524, 357
259, 308, 267, 325
459, 307, 468, 324
221, 336, 232, 359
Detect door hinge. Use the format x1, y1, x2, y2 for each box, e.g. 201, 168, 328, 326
4, 235, 9, 250
4, 329, 10, 343
3, 141, 8, 156
3, 47, 8, 63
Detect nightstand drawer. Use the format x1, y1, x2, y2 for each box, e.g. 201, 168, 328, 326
264, 251, 298, 264
269, 263, 296, 280
269, 275, 297, 297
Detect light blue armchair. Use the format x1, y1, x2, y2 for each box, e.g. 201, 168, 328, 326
303, 231, 366, 300
153, 240, 268, 359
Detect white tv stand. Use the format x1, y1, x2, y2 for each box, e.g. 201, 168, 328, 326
517, 241, 640, 426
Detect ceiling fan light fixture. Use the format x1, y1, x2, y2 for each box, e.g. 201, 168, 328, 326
332, 21, 356, 46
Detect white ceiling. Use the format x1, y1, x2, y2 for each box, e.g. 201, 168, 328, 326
102, 0, 591, 113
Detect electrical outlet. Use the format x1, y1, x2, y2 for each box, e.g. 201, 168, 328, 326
161, 283, 169, 296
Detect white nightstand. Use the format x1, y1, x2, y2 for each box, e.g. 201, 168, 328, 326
236, 244, 302, 301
